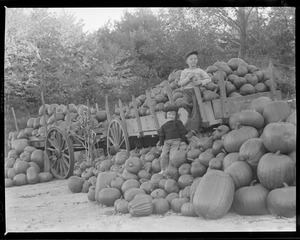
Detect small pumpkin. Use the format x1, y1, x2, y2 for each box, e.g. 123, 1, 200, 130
177, 174, 194, 189
181, 202, 197, 217
150, 188, 167, 199
26, 166, 39, 184
208, 158, 222, 170
125, 157, 143, 174
152, 198, 169, 214
178, 163, 191, 175
13, 173, 27, 186
140, 181, 154, 194
170, 149, 187, 167
121, 178, 140, 194
124, 187, 145, 202
197, 152, 214, 168
170, 198, 189, 213
190, 162, 207, 178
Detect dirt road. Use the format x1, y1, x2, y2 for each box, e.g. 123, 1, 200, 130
5, 179, 297, 233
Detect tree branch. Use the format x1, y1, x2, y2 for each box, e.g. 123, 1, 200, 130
215, 9, 242, 32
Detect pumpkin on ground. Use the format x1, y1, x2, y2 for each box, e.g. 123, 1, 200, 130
30, 149, 44, 169
115, 199, 129, 214
68, 176, 85, 193
11, 139, 29, 155
38, 172, 53, 182
181, 202, 197, 217
152, 198, 169, 214
128, 194, 153, 217
14, 161, 30, 174
94, 171, 117, 201
5, 178, 14, 188
98, 187, 121, 206
232, 181, 270, 215
124, 188, 145, 202
193, 170, 235, 219
257, 151, 295, 190
170, 198, 189, 213
26, 167, 39, 184
13, 173, 27, 186
170, 149, 187, 167
267, 183, 296, 218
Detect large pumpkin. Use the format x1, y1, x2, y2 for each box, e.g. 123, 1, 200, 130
192, 170, 235, 219
98, 187, 121, 206
95, 172, 117, 202
224, 161, 253, 190
233, 110, 265, 129
128, 194, 153, 217
261, 122, 296, 154
223, 126, 259, 153
262, 100, 291, 124
257, 151, 295, 190
267, 183, 296, 218
232, 181, 270, 215
239, 138, 267, 169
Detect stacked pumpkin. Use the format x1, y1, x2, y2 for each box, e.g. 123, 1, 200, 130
114, 57, 276, 120
4, 143, 53, 188
69, 96, 295, 219
6, 103, 108, 151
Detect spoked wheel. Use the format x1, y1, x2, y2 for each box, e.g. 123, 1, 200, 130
45, 127, 75, 179
107, 119, 130, 155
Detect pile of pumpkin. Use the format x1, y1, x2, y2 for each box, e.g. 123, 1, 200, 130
6, 103, 108, 151
4, 141, 53, 187
67, 96, 296, 219
115, 57, 277, 119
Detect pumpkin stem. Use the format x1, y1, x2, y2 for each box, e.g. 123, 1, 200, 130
283, 182, 289, 188
275, 150, 281, 156
250, 179, 257, 186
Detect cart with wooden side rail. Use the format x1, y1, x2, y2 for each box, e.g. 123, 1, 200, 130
105, 61, 281, 155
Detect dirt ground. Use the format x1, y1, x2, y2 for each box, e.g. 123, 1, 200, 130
5, 179, 297, 233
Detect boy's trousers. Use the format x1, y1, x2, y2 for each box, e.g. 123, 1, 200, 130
160, 138, 181, 170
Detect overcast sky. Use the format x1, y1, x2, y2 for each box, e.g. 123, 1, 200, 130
49, 8, 159, 33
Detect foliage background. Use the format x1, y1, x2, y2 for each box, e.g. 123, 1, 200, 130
4, 7, 295, 140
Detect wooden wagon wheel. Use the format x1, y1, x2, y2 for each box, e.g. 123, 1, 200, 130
45, 126, 75, 179
107, 119, 130, 155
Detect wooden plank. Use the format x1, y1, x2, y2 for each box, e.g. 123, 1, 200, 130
11, 107, 19, 132
203, 101, 221, 125
118, 99, 128, 131
193, 86, 208, 123
268, 61, 279, 101
105, 95, 112, 124
212, 99, 223, 119
225, 90, 282, 115
165, 83, 175, 104
41, 91, 48, 130
146, 91, 160, 130
132, 95, 143, 137
218, 72, 230, 118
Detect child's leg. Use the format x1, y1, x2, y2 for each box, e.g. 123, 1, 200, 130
160, 140, 171, 173
181, 89, 194, 115
169, 139, 181, 162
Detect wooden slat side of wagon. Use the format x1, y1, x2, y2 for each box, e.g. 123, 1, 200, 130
105, 61, 282, 155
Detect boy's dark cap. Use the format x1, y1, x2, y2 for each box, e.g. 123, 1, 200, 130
185, 50, 198, 60
164, 104, 179, 113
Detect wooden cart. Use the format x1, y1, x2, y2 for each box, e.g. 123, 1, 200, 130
105, 61, 281, 155
29, 97, 107, 180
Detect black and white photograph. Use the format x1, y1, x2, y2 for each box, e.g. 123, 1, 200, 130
3, 7, 296, 233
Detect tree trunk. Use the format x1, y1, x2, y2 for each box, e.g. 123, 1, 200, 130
238, 7, 247, 59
